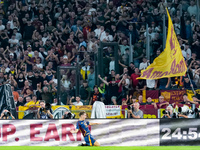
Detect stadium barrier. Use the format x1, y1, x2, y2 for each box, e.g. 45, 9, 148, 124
18, 105, 124, 119
18, 105, 159, 119
0, 119, 159, 146
16, 89, 200, 119
1, 119, 200, 146
17, 104, 200, 119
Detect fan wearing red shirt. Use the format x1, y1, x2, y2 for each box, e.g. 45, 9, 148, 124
156, 95, 169, 108
130, 68, 140, 88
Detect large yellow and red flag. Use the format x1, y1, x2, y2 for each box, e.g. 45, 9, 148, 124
138, 9, 187, 79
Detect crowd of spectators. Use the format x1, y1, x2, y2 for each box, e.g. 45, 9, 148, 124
0, 0, 200, 113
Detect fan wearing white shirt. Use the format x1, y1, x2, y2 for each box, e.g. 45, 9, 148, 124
100, 29, 113, 42
94, 24, 101, 38
185, 43, 191, 60
146, 79, 156, 90
139, 57, 150, 70
27, 45, 34, 57
69, 96, 83, 106
9, 34, 19, 47
187, 0, 198, 17
88, 4, 97, 16
35, 58, 43, 71
61, 75, 71, 90
7, 15, 14, 29
42, 32, 49, 46
0, 20, 5, 31
51, 98, 64, 106
109, 57, 115, 74
13, 28, 22, 40
124, 73, 130, 89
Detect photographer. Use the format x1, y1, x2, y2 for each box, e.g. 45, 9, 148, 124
127, 102, 143, 118
178, 106, 195, 118
162, 105, 173, 118
178, 113, 190, 118
37, 100, 53, 119
0, 109, 15, 119
62, 111, 76, 119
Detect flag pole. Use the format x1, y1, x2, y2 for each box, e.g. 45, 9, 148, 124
187, 73, 195, 94
163, 13, 166, 48
146, 23, 150, 61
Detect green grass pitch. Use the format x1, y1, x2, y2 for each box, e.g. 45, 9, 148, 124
1, 147, 200, 150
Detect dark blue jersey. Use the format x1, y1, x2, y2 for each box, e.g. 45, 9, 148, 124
76, 120, 90, 137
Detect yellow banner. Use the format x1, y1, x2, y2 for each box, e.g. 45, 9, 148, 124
18, 105, 70, 119
187, 89, 200, 101
51, 105, 69, 111
18, 105, 125, 119
18, 106, 29, 119
71, 105, 93, 119
71, 105, 124, 119
138, 9, 187, 79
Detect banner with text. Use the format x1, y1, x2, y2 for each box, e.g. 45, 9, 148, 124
143, 90, 159, 103
0, 84, 17, 118
0, 120, 159, 146
187, 89, 200, 101
138, 9, 187, 79
105, 105, 122, 118
160, 90, 186, 104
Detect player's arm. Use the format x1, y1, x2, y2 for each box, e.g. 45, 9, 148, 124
89, 123, 101, 125
70, 129, 79, 134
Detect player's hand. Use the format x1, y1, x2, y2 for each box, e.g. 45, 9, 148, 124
70, 130, 75, 133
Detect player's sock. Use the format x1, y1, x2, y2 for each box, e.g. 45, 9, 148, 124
78, 143, 83, 146
78, 143, 87, 146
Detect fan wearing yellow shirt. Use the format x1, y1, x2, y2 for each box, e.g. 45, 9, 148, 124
24, 95, 40, 108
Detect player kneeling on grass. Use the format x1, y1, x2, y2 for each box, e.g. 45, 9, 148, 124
70, 111, 100, 146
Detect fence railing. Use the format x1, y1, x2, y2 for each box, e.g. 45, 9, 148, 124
16, 103, 200, 119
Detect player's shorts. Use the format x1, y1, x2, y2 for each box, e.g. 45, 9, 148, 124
84, 134, 96, 146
